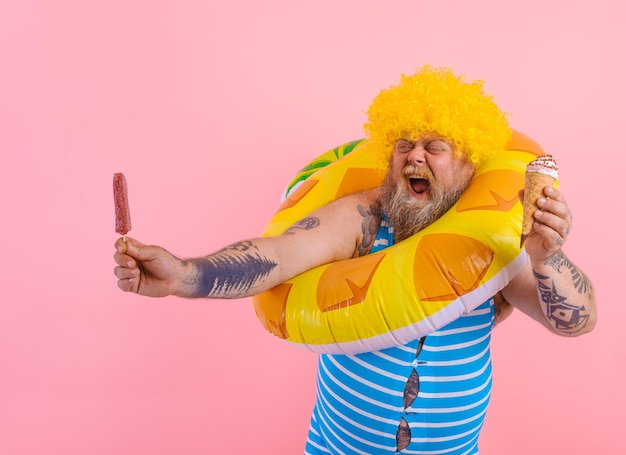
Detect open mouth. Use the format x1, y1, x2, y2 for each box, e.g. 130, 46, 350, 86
410, 178, 430, 194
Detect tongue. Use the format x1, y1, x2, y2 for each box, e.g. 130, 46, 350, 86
410, 178, 430, 194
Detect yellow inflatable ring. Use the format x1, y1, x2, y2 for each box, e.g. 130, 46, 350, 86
252, 130, 548, 354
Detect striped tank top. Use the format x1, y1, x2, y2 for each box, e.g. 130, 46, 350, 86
304, 214, 495, 455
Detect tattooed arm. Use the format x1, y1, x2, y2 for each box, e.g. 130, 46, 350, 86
113, 191, 381, 299
503, 253, 596, 336
502, 186, 597, 336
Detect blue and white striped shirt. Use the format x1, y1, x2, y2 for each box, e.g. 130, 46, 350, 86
305, 214, 494, 454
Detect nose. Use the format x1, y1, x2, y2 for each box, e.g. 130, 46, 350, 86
407, 146, 426, 165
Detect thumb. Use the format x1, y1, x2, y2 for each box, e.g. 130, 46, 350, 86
124, 237, 157, 262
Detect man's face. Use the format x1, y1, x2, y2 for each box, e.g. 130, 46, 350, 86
378, 135, 475, 242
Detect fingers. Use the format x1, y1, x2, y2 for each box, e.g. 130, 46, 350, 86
114, 266, 139, 292
113, 237, 141, 293
113, 260, 138, 280
113, 237, 152, 265
114, 236, 128, 253
532, 186, 572, 244
115, 236, 147, 257
114, 237, 136, 267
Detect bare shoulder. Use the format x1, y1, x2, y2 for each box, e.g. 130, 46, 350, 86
281, 190, 382, 259
325, 190, 382, 257
352, 190, 383, 257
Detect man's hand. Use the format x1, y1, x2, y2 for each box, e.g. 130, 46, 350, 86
504, 186, 595, 336
519, 186, 572, 261
113, 237, 185, 297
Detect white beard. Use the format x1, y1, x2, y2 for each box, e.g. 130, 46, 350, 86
377, 165, 470, 243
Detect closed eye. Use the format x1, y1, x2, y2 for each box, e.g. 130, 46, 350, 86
395, 141, 414, 153
426, 140, 451, 154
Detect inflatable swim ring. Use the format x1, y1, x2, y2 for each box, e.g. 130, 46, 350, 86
252, 130, 549, 354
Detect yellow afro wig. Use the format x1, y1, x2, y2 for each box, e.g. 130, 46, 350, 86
363, 66, 511, 167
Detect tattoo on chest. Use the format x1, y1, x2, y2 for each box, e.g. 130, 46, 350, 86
357, 201, 382, 257
186, 241, 277, 297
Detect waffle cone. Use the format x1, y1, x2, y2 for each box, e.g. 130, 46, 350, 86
520, 172, 555, 246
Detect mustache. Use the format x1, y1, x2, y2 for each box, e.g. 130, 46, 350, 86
402, 165, 434, 180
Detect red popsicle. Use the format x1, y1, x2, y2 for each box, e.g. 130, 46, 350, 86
113, 173, 131, 237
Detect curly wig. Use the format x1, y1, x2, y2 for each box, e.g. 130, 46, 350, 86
363, 66, 511, 167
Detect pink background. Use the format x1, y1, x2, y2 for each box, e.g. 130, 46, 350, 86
1, 1, 624, 453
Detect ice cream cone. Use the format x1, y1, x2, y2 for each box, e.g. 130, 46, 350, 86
520, 155, 558, 247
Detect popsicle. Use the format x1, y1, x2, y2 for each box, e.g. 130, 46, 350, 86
113, 173, 131, 239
